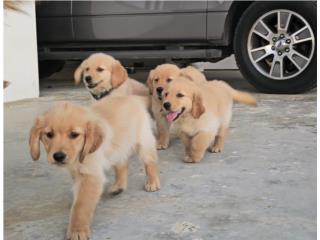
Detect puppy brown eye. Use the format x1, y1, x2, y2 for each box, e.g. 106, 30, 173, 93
97, 67, 104, 72
177, 93, 184, 98
167, 78, 173, 83
46, 131, 54, 139
85, 67, 89, 71
154, 78, 159, 82
165, 92, 168, 97
69, 132, 80, 139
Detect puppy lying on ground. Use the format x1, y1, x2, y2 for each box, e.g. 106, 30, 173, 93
147, 64, 206, 150
29, 97, 160, 240
162, 76, 257, 163
74, 53, 148, 100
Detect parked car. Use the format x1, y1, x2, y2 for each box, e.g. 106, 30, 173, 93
36, 1, 316, 93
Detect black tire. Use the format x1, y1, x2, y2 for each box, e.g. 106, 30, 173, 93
38, 60, 65, 79
234, 1, 316, 93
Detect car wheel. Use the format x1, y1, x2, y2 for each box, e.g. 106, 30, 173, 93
38, 60, 65, 79
234, 2, 316, 93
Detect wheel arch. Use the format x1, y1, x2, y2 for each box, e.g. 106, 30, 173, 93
223, 1, 254, 49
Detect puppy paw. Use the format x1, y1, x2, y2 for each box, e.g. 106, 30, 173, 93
157, 142, 169, 150
67, 226, 90, 240
183, 155, 194, 163
209, 145, 223, 153
183, 155, 201, 163
145, 178, 160, 192
108, 184, 124, 195
108, 183, 125, 196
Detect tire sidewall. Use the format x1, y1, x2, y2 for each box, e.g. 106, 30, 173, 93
234, 2, 316, 93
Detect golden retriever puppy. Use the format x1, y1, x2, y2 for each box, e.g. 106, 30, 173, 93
74, 53, 148, 100
29, 97, 160, 240
146, 64, 206, 150
161, 76, 257, 163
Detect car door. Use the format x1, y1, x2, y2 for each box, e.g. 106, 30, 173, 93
72, 1, 207, 41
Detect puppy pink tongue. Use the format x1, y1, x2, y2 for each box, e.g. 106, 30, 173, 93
166, 112, 178, 122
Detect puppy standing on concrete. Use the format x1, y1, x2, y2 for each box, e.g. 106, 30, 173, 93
74, 53, 148, 100
29, 97, 160, 240
161, 76, 257, 163
146, 64, 206, 150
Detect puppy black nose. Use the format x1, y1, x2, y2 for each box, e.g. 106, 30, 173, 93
85, 76, 92, 84
156, 87, 163, 94
163, 102, 171, 111
53, 152, 66, 163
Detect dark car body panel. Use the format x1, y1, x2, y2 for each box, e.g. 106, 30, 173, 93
36, 1, 239, 61
72, 1, 208, 15
73, 13, 207, 41
36, 1, 71, 17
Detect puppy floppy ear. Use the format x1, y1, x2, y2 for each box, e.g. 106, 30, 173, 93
180, 66, 206, 83
29, 116, 45, 161
79, 122, 104, 162
146, 70, 154, 95
180, 66, 195, 81
74, 60, 86, 85
191, 93, 205, 119
111, 60, 128, 88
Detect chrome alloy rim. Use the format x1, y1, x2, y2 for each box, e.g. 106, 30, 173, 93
247, 10, 315, 80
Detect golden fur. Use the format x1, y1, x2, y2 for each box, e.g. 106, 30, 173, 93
3, 80, 10, 89
74, 53, 148, 100
29, 97, 160, 240
4, 0, 21, 12
146, 64, 206, 149
162, 76, 257, 163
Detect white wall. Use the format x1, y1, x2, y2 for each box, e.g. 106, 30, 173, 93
4, 1, 39, 102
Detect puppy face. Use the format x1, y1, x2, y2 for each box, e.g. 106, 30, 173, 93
29, 102, 103, 166
162, 77, 205, 123
146, 64, 180, 100
74, 53, 128, 98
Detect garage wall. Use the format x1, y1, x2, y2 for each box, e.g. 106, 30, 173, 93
4, 1, 39, 102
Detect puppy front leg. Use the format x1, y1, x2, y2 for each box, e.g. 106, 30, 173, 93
210, 127, 228, 153
109, 162, 128, 195
144, 160, 161, 192
180, 131, 191, 159
185, 131, 214, 163
67, 175, 103, 240
156, 117, 170, 150
138, 145, 160, 192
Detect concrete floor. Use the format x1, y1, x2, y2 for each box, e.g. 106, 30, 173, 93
4, 66, 316, 240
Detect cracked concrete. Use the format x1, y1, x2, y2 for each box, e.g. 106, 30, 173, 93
4, 66, 316, 240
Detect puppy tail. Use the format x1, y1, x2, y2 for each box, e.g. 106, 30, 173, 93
219, 81, 257, 106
